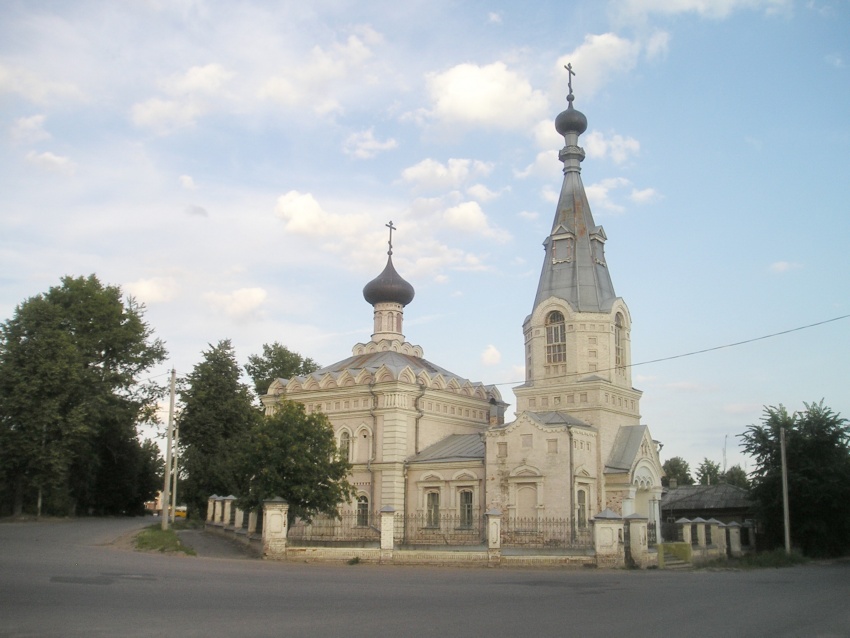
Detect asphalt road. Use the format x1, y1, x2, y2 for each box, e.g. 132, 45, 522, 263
1, 517, 848, 638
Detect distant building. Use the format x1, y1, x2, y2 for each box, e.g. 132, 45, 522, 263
262, 85, 664, 531
661, 484, 754, 525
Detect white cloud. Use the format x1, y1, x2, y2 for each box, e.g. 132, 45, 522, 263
488, 12, 503, 23
481, 344, 501, 365
0, 62, 85, 104
275, 190, 371, 238
203, 287, 267, 320
179, 175, 197, 190
131, 98, 203, 134
584, 130, 641, 164
25, 150, 75, 174
556, 34, 641, 98
184, 204, 208, 217
402, 158, 493, 191
124, 277, 179, 304
423, 62, 549, 130
443, 201, 510, 242
585, 177, 631, 213
160, 63, 234, 95
770, 261, 802, 273
645, 30, 671, 59
10, 114, 50, 143
344, 128, 398, 159
466, 183, 506, 202
629, 187, 660, 203
614, 0, 792, 20
260, 28, 381, 116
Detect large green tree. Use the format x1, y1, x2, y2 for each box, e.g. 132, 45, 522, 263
177, 340, 260, 518
236, 400, 353, 522
695, 458, 722, 486
661, 456, 694, 487
244, 342, 319, 397
740, 401, 850, 557
722, 464, 749, 489
0, 275, 166, 516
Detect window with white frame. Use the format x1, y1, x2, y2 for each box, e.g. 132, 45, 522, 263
426, 491, 440, 528
545, 311, 566, 363
459, 490, 473, 528
339, 430, 351, 461
356, 495, 369, 527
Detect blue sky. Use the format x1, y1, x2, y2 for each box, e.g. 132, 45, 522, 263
2, 0, 848, 475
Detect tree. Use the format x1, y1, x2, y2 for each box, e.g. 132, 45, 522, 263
722, 464, 749, 489
0, 275, 166, 516
236, 400, 354, 522
178, 340, 260, 518
661, 456, 694, 487
244, 342, 319, 397
740, 401, 850, 557
695, 458, 722, 486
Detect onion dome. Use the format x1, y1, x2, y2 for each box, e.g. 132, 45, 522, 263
555, 93, 587, 136
363, 255, 415, 306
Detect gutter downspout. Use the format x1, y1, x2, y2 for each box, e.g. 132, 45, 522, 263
567, 421, 575, 542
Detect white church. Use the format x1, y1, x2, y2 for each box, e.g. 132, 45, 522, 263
262, 82, 664, 538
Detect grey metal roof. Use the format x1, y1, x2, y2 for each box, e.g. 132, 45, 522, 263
490, 410, 592, 431
408, 434, 485, 464
605, 425, 648, 474
661, 484, 753, 512
533, 98, 617, 314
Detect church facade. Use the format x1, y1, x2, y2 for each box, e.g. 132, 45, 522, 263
262, 86, 664, 534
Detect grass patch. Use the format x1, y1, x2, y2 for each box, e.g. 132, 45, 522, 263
698, 549, 808, 570
135, 525, 196, 555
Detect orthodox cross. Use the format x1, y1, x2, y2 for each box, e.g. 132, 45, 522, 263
386, 220, 396, 255
564, 63, 575, 97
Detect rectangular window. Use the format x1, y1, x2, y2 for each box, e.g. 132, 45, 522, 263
547, 439, 558, 454
497, 442, 507, 458
580, 393, 587, 403
521, 434, 533, 448
541, 397, 549, 407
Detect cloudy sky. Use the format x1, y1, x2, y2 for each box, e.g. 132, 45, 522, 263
2, 0, 848, 473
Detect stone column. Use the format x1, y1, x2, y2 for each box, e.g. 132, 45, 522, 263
223, 495, 236, 528
248, 510, 258, 535
234, 508, 244, 530
486, 508, 502, 567
212, 497, 224, 526
727, 522, 743, 557
262, 497, 289, 559
625, 514, 648, 568
207, 495, 218, 522
380, 506, 395, 563
676, 518, 692, 545
692, 517, 707, 548
593, 508, 624, 567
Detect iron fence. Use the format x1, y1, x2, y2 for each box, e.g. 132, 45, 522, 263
647, 521, 657, 547
395, 511, 485, 545
288, 511, 380, 542
501, 517, 593, 549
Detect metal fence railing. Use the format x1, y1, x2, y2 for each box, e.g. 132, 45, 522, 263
647, 522, 657, 547
288, 511, 380, 542
501, 517, 592, 549
394, 512, 485, 546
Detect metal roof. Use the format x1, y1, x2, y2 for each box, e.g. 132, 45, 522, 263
407, 434, 485, 464
660, 484, 753, 512
605, 425, 648, 474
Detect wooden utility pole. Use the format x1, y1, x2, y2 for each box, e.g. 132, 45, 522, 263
161, 368, 176, 531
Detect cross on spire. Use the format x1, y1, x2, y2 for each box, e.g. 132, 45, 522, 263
386, 220, 396, 256
565, 63, 575, 98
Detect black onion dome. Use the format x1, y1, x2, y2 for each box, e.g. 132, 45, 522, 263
363, 255, 415, 306
555, 96, 588, 136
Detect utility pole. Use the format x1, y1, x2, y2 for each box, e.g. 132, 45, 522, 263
161, 368, 176, 531
780, 427, 791, 554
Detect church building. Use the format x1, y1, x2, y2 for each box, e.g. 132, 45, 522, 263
262, 81, 664, 533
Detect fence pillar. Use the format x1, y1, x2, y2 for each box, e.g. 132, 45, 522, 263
206, 495, 218, 522
727, 522, 743, 557
625, 514, 648, 567
485, 508, 502, 567
262, 497, 289, 559
593, 508, 624, 567
380, 506, 395, 563
676, 518, 692, 545
223, 495, 236, 528
234, 508, 244, 530
212, 497, 224, 526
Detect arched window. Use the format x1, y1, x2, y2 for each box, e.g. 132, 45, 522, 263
615, 313, 624, 371
546, 311, 566, 364
356, 495, 369, 527
426, 491, 440, 528
339, 431, 351, 461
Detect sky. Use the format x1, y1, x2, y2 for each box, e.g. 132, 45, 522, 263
2, 0, 848, 476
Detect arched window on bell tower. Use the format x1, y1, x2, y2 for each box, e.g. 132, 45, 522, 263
545, 311, 566, 364
615, 313, 625, 374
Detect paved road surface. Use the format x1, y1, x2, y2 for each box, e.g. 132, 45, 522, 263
1, 517, 848, 637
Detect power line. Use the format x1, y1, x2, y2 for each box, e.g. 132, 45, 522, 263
490, 313, 850, 387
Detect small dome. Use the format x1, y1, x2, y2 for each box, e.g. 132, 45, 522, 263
555, 97, 587, 136
363, 256, 415, 306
